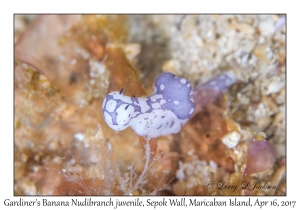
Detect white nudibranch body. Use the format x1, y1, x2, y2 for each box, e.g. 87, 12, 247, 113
102, 72, 195, 138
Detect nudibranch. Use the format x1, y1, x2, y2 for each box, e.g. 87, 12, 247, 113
102, 72, 195, 138
192, 71, 237, 113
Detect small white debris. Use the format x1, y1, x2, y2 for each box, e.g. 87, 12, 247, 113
209, 160, 218, 170
267, 78, 285, 95
106, 142, 112, 150
162, 59, 181, 75
90, 155, 99, 164
74, 133, 85, 142
59, 55, 65, 61
187, 149, 194, 156
123, 43, 141, 61
257, 131, 267, 139
89, 60, 106, 76
221, 131, 241, 148
176, 161, 185, 180
70, 59, 77, 65
76, 47, 90, 59
79, 99, 88, 108
233, 22, 255, 35
259, 18, 275, 36
234, 149, 239, 154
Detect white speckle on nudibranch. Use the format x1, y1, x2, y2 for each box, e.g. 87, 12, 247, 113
102, 72, 195, 138
189, 108, 194, 115
180, 78, 186, 84
173, 100, 179, 105
106, 100, 117, 112
160, 84, 165, 90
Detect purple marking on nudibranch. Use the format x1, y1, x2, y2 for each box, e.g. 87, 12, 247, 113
170, 120, 174, 128
102, 71, 237, 138
131, 97, 139, 104
157, 124, 163, 129
102, 72, 195, 138
155, 72, 194, 120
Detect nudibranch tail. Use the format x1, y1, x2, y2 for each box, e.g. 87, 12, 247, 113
192, 71, 237, 112
102, 72, 195, 138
